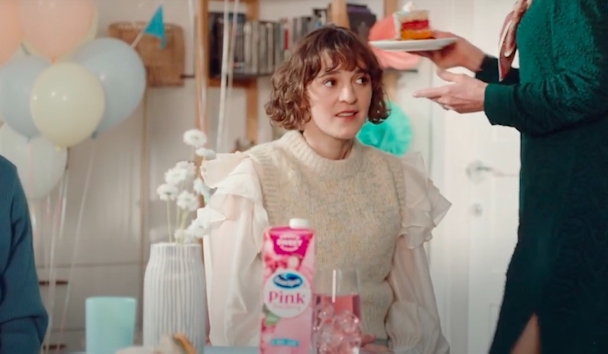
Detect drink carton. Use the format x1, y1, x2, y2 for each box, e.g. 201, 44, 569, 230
260, 218, 315, 354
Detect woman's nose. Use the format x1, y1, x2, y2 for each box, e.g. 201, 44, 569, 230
339, 84, 357, 103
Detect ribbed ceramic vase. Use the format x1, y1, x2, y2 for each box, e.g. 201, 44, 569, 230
143, 242, 206, 353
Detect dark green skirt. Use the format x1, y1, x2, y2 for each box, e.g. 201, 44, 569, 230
490, 120, 608, 353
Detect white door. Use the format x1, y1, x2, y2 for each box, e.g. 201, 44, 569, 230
467, 1, 521, 353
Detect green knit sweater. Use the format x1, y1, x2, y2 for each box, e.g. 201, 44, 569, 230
483, 1, 608, 136
0, 156, 48, 353
475, 0, 608, 352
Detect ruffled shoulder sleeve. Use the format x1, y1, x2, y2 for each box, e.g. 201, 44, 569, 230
399, 152, 451, 248
195, 152, 266, 239
198, 152, 269, 346
203, 152, 263, 201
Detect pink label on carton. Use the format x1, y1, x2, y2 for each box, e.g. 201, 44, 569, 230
269, 227, 311, 257
260, 223, 315, 354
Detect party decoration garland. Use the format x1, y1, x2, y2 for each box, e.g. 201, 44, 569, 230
357, 100, 413, 156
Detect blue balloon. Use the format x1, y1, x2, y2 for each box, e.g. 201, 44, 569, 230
357, 101, 413, 156
71, 38, 146, 137
0, 56, 50, 139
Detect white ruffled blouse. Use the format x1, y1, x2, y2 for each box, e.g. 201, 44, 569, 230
201, 151, 451, 354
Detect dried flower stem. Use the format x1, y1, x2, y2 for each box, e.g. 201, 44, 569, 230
166, 201, 172, 242
179, 211, 190, 231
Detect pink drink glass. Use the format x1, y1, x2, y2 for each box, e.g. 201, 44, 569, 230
312, 268, 362, 354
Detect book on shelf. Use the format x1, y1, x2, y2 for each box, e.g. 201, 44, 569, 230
326, 3, 377, 40
206, 4, 377, 79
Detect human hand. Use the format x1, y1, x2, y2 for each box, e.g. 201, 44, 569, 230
413, 69, 487, 114
361, 334, 393, 353
409, 30, 486, 72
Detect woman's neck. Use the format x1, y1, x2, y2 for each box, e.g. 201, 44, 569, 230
301, 130, 354, 160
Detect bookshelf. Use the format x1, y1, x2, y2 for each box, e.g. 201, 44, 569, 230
194, 0, 400, 148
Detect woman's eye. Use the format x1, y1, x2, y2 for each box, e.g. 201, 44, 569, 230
356, 77, 369, 84
323, 79, 335, 87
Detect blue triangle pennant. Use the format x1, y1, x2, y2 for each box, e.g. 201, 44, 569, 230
143, 5, 166, 49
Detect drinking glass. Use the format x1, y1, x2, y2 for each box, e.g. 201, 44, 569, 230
313, 268, 362, 353
86, 296, 137, 354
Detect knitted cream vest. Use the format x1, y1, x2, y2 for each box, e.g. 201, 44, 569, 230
246, 131, 406, 339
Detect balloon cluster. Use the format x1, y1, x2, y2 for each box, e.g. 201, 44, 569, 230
0, 0, 146, 199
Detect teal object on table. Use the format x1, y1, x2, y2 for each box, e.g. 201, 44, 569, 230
357, 100, 412, 156
86, 296, 137, 354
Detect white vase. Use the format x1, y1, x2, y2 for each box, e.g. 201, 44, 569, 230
143, 242, 206, 353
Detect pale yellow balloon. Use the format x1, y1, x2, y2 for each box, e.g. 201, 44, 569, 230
30, 62, 105, 148
22, 8, 99, 61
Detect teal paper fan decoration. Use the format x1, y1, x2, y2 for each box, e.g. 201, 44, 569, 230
357, 101, 412, 156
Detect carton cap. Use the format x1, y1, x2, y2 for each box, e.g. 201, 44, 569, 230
289, 218, 310, 229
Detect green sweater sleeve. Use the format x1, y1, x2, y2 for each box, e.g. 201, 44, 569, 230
475, 55, 520, 85
483, 0, 608, 136
0, 159, 48, 353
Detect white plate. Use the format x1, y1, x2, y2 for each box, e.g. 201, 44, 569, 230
369, 38, 457, 52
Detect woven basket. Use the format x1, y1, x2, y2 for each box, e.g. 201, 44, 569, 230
108, 21, 185, 87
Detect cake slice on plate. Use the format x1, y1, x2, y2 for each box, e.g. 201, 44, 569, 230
393, 2, 432, 40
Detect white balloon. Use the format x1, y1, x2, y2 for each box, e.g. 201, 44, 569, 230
0, 124, 67, 200
30, 62, 105, 148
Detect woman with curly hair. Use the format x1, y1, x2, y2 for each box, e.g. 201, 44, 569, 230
203, 25, 450, 353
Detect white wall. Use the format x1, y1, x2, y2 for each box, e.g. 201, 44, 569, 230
31, 0, 444, 351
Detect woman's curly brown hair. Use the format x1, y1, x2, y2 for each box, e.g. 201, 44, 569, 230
265, 25, 389, 130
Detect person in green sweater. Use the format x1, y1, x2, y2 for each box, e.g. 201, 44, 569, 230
413, 0, 608, 353
0, 155, 48, 352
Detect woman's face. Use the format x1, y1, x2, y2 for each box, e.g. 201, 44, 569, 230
305, 59, 372, 141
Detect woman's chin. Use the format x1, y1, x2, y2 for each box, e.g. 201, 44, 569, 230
329, 121, 365, 140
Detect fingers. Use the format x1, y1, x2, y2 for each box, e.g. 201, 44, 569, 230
436, 69, 466, 83
431, 96, 453, 111
413, 88, 454, 111
361, 334, 376, 345
361, 343, 394, 353
413, 86, 447, 99
407, 50, 431, 58
431, 30, 457, 39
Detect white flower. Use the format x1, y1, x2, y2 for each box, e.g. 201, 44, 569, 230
164, 166, 188, 186
193, 178, 211, 201
195, 147, 216, 160
157, 184, 179, 201
174, 228, 195, 243
183, 129, 207, 148
176, 191, 199, 211
175, 161, 196, 179
186, 219, 205, 238
174, 228, 186, 242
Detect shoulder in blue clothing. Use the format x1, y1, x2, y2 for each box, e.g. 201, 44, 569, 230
0, 155, 18, 184
0, 155, 16, 170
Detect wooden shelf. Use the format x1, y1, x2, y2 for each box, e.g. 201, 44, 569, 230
38, 280, 69, 286
208, 76, 262, 88
209, 0, 257, 3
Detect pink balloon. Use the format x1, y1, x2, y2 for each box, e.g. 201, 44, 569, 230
371, 47, 420, 70
369, 15, 420, 71
368, 15, 396, 41
0, 0, 24, 65
17, 0, 95, 60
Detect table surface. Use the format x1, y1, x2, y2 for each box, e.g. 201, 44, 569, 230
204, 348, 257, 354
69, 347, 258, 354
71, 347, 380, 354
